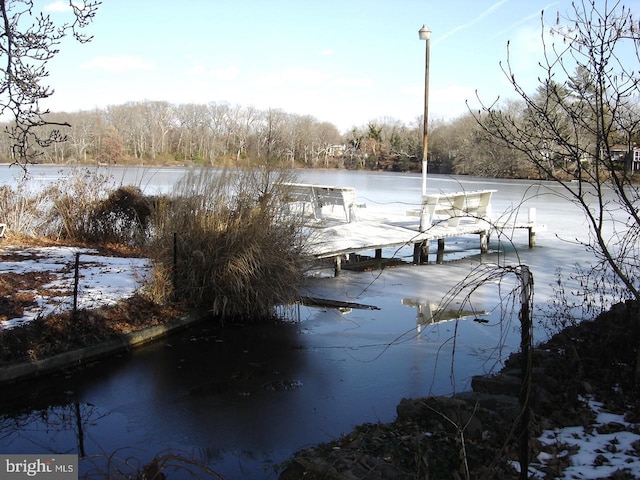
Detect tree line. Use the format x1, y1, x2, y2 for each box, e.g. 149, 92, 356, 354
6, 102, 415, 170
2, 93, 640, 180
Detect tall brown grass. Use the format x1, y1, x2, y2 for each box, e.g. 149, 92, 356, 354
41, 170, 151, 244
148, 166, 308, 323
0, 179, 50, 238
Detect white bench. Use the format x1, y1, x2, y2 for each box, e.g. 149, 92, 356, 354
283, 183, 358, 223
408, 189, 496, 232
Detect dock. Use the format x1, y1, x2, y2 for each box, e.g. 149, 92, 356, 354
287, 183, 546, 276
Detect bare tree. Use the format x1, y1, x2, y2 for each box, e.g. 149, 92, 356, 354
68, 109, 102, 163
474, 1, 640, 309
0, 0, 99, 171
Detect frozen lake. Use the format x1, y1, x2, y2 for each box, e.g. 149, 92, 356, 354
0, 165, 603, 479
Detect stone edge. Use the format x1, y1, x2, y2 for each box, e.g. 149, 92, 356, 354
0, 310, 208, 385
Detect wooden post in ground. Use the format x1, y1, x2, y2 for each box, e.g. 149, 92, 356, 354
72, 252, 80, 316
173, 232, 178, 300
518, 265, 533, 480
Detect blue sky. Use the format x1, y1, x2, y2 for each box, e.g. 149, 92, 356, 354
38, 0, 637, 132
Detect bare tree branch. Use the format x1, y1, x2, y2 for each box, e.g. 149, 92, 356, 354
473, 0, 640, 304
0, 0, 100, 173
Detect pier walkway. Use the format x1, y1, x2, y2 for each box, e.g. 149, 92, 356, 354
288, 183, 546, 276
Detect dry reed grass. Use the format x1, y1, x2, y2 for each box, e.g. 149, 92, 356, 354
148, 166, 307, 323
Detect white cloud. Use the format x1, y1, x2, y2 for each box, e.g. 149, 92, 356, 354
254, 67, 331, 88
187, 65, 239, 80
45, 1, 72, 12
403, 82, 477, 119
187, 65, 206, 76
439, 0, 510, 42
209, 66, 240, 81
45, 0, 91, 12
330, 77, 373, 88
505, 25, 546, 89
432, 84, 479, 117
80, 55, 155, 73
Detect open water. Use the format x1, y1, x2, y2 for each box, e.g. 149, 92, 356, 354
0, 165, 607, 479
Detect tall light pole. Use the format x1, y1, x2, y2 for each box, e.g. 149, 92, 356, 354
418, 24, 431, 196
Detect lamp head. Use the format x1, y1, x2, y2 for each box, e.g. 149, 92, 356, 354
418, 24, 431, 40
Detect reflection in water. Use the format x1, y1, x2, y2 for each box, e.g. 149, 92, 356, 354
0, 402, 108, 456
0, 402, 225, 478
0, 321, 309, 478
401, 298, 488, 332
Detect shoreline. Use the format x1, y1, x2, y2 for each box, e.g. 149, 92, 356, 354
0, 310, 208, 385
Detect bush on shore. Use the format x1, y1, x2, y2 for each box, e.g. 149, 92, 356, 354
148, 166, 307, 322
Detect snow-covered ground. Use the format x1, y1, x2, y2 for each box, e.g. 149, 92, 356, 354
0, 245, 152, 330
526, 398, 640, 479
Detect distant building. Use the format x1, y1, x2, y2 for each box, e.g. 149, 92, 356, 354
603, 145, 640, 173
327, 144, 346, 157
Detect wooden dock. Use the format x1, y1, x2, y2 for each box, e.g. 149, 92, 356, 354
292, 183, 546, 276
305, 218, 545, 275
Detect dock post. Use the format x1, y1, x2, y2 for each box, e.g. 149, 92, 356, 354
334, 256, 342, 277
375, 248, 382, 269
436, 238, 445, 264
413, 241, 429, 264
480, 231, 489, 254
528, 228, 535, 248
528, 208, 536, 248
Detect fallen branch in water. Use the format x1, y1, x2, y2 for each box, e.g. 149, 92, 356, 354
300, 296, 380, 310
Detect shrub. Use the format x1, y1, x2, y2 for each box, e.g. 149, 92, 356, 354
148, 166, 307, 323
90, 185, 152, 245
27, 170, 151, 246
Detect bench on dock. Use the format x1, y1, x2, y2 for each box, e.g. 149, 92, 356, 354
405, 190, 496, 264
409, 189, 497, 232
283, 183, 358, 223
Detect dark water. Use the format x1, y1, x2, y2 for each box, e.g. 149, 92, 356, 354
3, 309, 494, 479
1, 321, 312, 478
0, 167, 606, 478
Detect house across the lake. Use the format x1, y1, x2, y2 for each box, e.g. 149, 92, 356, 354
605, 145, 640, 173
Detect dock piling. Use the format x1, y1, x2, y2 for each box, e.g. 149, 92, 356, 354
334, 256, 342, 277
436, 238, 445, 264
480, 231, 489, 253
528, 208, 536, 248
413, 241, 429, 264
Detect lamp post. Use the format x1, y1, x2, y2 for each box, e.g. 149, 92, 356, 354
418, 24, 431, 196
